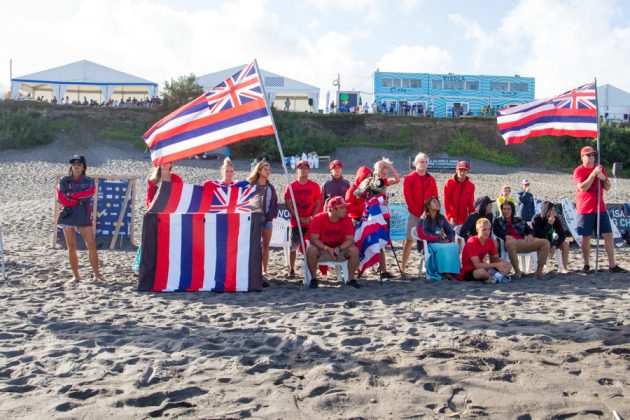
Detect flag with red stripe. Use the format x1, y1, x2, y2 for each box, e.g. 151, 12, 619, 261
144, 61, 275, 165
354, 196, 390, 274
497, 82, 597, 145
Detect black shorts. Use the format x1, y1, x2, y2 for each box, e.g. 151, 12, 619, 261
463, 270, 478, 282
576, 212, 612, 236
290, 227, 309, 251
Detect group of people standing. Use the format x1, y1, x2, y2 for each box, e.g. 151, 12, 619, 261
56, 144, 626, 285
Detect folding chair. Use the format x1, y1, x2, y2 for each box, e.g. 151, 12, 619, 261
495, 237, 537, 274
269, 218, 291, 268
304, 259, 349, 285
410, 227, 430, 278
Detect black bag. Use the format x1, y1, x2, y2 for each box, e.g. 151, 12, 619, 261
59, 206, 73, 220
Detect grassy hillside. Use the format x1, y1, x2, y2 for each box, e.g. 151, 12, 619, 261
1, 100, 628, 175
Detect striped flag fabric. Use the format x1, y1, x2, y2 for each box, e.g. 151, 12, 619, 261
497, 83, 597, 145
144, 62, 276, 165
354, 196, 390, 274
138, 181, 263, 292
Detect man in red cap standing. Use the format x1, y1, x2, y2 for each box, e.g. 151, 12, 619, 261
573, 146, 626, 273
306, 196, 360, 289
321, 159, 350, 203
443, 160, 475, 226
285, 160, 323, 278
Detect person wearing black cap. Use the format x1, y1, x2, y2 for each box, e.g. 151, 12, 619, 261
321, 159, 350, 202
573, 146, 627, 273
56, 155, 103, 282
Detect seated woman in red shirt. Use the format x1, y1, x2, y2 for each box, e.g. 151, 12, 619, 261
457, 218, 512, 283
147, 162, 182, 207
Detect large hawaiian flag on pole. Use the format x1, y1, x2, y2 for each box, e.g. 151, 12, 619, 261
497, 83, 598, 145
144, 62, 276, 165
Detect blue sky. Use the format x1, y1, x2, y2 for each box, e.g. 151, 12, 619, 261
2, 0, 629, 101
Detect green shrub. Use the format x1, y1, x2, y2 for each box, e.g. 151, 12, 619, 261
99, 127, 146, 149
447, 129, 521, 167
0, 110, 64, 150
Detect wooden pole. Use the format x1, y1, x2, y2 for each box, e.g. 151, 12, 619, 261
109, 179, 132, 250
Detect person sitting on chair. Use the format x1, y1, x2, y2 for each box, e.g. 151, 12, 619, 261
532, 201, 569, 274
416, 197, 460, 280
493, 200, 550, 279
306, 197, 360, 289
457, 218, 511, 283
459, 195, 494, 241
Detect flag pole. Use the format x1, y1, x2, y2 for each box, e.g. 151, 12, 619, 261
253, 59, 310, 285
594, 77, 601, 274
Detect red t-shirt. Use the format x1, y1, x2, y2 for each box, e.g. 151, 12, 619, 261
457, 235, 497, 279
573, 165, 607, 214
307, 212, 354, 247
506, 220, 523, 240
284, 180, 322, 228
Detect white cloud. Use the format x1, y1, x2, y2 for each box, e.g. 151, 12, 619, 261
450, 0, 630, 97
376, 45, 454, 74
308, 18, 320, 30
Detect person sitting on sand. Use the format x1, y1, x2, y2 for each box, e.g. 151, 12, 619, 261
532, 201, 569, 273
247, 160, 278, 288
493, 200, 550, 279
56, 155, 103, 282
416, 197, 460, 280
306, 197, 360, 289
147, 162, 182, 208
456, 218, 511, 283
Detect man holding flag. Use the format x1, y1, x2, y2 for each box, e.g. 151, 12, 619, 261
573, 146, 626, 273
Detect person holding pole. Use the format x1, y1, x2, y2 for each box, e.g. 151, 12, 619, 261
284, 160, 322, 279
56, 155, 103, 282
573, 146, 627, 273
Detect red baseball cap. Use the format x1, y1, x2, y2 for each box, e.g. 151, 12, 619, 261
580, 146, 597, 156
326, 196, 349, 211
329, 159, 343, 170
296, 159, 310, 169
456, 160, 470, 170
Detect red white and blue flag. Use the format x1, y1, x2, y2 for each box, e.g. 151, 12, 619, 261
139, 181, 259, 292
497, 83, 598, 145
144, 62, 275, 165
354, 196, 390, 274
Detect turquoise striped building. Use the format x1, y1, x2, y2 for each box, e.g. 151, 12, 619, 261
373, 71, 535, 117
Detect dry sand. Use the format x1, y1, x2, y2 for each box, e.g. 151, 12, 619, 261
0, 138, 629, 419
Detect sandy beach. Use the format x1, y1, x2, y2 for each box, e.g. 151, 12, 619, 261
0, 138, 629, 419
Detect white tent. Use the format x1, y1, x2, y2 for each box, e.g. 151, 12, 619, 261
11, 60, 157, 102
597, 84, 630, 121
198, 65, 320, 112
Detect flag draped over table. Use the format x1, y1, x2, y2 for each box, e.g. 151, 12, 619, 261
144, 62, 276, 165
354, 196, 390, 274
497, 83, 598, 144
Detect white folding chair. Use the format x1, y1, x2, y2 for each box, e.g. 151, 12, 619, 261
410, 228, 430, 278
304, 259, 349, 285
269, 218, 291, 268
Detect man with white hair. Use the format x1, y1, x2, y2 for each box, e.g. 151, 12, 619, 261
401, 152, 438, 276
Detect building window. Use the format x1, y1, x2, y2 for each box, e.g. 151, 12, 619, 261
432, 80, 443, 89
444, 80, 465, 90
465, 81, 479, 91
392, 78, 402, 88
490, 82, 509, 91
510, 82, 528, 92
402, 79, 421, 88
382, 78, 394, 88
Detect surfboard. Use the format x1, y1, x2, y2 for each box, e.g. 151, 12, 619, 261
561, 198, 623, 248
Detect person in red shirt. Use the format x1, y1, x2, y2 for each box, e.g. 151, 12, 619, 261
147, 162, 183, 208
284, 159, 322, 278
345, 166, 373, 222
306, 196, 360, 289
443, 160, 475, 226
401, 152, 438, 275
457, 218, 511, 282
573, 146, 626, 273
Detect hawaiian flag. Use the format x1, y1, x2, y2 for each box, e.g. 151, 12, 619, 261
144, 62, 275, 165
138, 181, 262, 292
354, 196, 390, 274
497, 83, 598, 145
